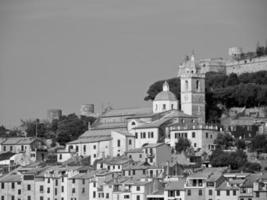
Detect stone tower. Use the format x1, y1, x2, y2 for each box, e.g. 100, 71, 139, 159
179, 55, 206, 123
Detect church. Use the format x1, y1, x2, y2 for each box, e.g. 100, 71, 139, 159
64, 55, 221, 165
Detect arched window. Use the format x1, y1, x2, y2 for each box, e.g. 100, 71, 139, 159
131, 121, 136, 126
196, 80, 200, 90
185, 80, 188, 91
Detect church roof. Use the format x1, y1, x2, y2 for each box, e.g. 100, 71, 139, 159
154, 81, 177, 101
101, 107, 152, 117
154, 91, 177, 101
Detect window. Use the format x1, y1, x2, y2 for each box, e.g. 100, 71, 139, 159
168, 191, 175, 197
133, 170, 135, 175
83, 145, 86, 152
129, 140, 132, 145
139, 154, 142, 158
94, 154, 96, 158
93, 145, 96, 149
209, 189, 212, 195
192, 132, 195, 138
117, 140, 121, 147
187, 189, 191, 196
136, 195, 140, 200
55, 179, 58, 186
11, 182, 15, 189
27, 196, 31, 200
82, 179, 85, 185
217, 191, 220, 196
61, 186, 64, 192
72, 179, 75, 184
135, 132, 138, 138
3, 146, 6, 151
1, 183, 4, 189
206, 132, 209, 138
233, 190, 237, 196
40, 185, 44, 192
185, 80, 189, 90
72, 188, 75, 193
194, 143, 197, 147
47, 178, 50, 183
40, 197, 43, 200
1, 196, 4, 200
163, 104, 166, 110
226, 190, 230, 196
93, 191, 96, 198
196, 80, 200, 90
176, 190, 180, 196
47, 187, 50, 193
143, 132, 146, 138
82, 188, 85, 193
55, 188, 57, 195
27, 184, 31, 191
131, 121, 136, 126
136, 186, 140, 191
59, 154, 62, 160
18, 189, 21, 195
151, 132, 154, 138
124, 195, 130, 199
199, 189, 202, 196
11, 196, 14, 200
171, 104, 174, 109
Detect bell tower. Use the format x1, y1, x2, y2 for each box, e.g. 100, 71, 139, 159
179, 55, 206, 123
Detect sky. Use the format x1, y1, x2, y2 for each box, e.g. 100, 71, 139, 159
0, 0, 267, 128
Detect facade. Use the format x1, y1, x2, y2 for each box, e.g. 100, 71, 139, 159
166, 124, 220, 154
152, 81, 178, 114
179, 55, 206, 124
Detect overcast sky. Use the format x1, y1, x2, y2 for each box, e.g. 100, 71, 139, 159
0, 0, 267, 128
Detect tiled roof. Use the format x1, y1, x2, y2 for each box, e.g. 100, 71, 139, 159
98, 156, 131, 165
123, 162, 151, 170
17, 137, 39, 145
165, 179, 185, 190
69, 171, 96, 179
1, 137, 25, 145
112, 130, 135, 137
125, 148, 143, 153
101, 107, 152, 117
216, 181, 240, 190
188, 167, 226, 179
143, 143, 165, 148
92, 122, 127, 130
79, 129, 111, 138
0, 173, 22, 182
68, 136, 112, 144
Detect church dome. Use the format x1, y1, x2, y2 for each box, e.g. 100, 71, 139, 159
154, 91, 177, 101
154, 81, 177, 101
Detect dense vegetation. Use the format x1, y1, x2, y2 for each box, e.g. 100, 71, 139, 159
145, 71, 267, 122
0, 114, 96, 145
209, 133, 262, 172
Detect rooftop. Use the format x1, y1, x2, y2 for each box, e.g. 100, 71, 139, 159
165, 179, 185, 190
68, 136, 112, 144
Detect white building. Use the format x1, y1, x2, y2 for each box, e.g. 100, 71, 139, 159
153, 81, 178, 114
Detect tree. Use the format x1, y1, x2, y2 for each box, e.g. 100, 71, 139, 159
210, 149, 247, 170
175, 138, 191, 153
20, 119, 46, 137
250, 135, 267, 153
56, 113, 90, 145
236, 139, 246, 150
214, 133, 234, 149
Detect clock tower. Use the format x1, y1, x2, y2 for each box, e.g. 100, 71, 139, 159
179, 55, 206, 123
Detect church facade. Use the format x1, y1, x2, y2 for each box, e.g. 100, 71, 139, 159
64, 55, 221, 165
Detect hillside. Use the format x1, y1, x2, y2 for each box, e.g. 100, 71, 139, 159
144, 71, 267, 123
